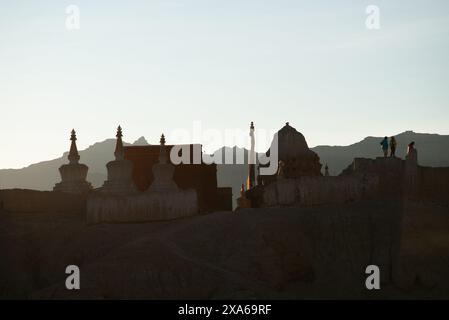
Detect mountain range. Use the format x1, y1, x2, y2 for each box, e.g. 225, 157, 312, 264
0, 136, 149, 191
314, 131, 449, 175
1, 131, 448, 204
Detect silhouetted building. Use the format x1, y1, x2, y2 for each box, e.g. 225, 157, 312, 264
243, 123, 324, 208
124, 143, 231, 212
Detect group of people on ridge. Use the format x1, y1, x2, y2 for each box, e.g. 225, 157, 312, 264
380, 136, 397, 157
380, 136, 417, 159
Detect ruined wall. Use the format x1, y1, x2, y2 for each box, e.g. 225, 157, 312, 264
342, 157, 449, 205
0, 189, 87, 214
247, 157, 407, 208
342, 157, 405, 197
86, 190, 199, 224
261, 176, 379, 207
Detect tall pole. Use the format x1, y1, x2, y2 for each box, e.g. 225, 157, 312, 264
247, 122, 256, 190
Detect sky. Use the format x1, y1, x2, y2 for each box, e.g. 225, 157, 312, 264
0, 0, 448, 169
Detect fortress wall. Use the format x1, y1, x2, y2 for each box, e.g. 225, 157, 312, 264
350, 157, 405, 196
348, 158, 449, 204
263, 176, 379, 207
0, 189, 87, 214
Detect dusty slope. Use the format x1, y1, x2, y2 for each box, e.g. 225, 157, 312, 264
0, 200, 448, 299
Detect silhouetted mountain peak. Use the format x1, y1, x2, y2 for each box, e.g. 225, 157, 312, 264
133, 136, 149, 146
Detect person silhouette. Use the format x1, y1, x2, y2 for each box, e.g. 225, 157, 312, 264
380, 136, 389, 157
406, 141, 417, 161
390, 136, 397, 157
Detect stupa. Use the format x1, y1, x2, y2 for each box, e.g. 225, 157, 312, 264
100, 126, 136, 195
53, 129, 92, 194
86, 134, 199, 224
148, 134, 178, 192
258, 122, 322, 185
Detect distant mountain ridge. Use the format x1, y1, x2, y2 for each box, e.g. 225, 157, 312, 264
1, 131, 448, 200
0, 137, 149, 190
312, 131, 449, 175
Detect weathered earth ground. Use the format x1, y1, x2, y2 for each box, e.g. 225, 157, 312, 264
0, 200, 448, 299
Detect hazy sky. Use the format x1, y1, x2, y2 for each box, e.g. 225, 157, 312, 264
1, 0, 448, 169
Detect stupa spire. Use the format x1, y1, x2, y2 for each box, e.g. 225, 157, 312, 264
68, 129, 80, 164
159, 133, 167, 164
114, 125, 124, 160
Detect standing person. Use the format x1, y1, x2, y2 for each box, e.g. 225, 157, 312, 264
406, 141, 417, 161
405, 141, 418, 188
390, 136, 397, 157
380, 136, 389, 157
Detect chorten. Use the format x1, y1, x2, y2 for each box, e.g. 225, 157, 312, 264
258, 122, 322, 185
87, 133, 199, 224
54, 129, 92, 194
100, 126, 137, 195
148, 134, 179, 192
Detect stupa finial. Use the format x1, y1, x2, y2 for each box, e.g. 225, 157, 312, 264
68, 129, 80, 164
114, 125, 124, 160
71, 129, 77, 141
159, 133, 167, 164
116, 125, 123, 138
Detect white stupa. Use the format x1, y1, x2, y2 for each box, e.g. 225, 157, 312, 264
53, 129, 92, 194
100, 126, 137, 195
